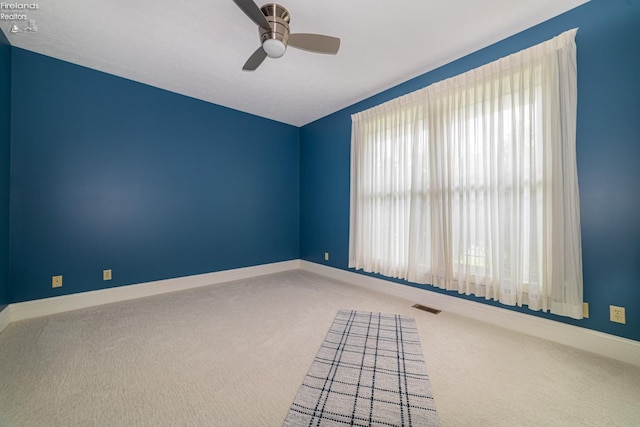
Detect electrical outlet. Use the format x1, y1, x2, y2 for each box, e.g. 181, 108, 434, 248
52, 275, 62, 288
610, 305, 626, 324
324, 252, 329, 261
103, 269, 112, 281
583, 302, 589, 318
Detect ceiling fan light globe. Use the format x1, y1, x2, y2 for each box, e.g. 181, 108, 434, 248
263, 39, 286, 58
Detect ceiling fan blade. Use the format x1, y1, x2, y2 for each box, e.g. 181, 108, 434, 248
242, 47, 268, 71
288, 34, 340, 55
232, 0, 270, 29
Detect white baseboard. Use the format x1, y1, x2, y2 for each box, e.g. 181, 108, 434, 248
0, 305, 10, 335
9, 260, 301, 323
300, 261, 640, 368
3, 259, 638, 368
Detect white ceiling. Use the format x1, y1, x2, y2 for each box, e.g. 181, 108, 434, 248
3, 0, 588, 126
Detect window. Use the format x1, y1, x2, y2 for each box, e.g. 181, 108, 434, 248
349, 29, 583, 319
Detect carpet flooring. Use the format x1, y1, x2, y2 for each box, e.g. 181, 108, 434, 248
0, 270, 639, 426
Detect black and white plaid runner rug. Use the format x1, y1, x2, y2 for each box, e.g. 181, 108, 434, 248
283, 310, 439, 426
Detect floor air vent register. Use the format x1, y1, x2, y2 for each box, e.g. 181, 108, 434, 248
412, 304, 442, 314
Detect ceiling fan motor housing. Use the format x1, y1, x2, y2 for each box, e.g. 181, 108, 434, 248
259, 3, 290, 57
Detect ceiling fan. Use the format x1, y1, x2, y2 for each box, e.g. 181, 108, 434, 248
232, 0, 341, 71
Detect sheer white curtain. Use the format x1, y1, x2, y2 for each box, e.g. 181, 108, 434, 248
349, 29, 583, 319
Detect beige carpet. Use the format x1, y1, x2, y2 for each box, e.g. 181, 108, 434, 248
0, 270, 639, 426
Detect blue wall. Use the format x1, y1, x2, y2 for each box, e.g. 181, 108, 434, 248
9, 48, 300, 303
300, 0, 640, 341
2, 0, 638, 342
0, 30, 9, 311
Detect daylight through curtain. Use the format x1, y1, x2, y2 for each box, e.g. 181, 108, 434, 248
349, 29, 583, 318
